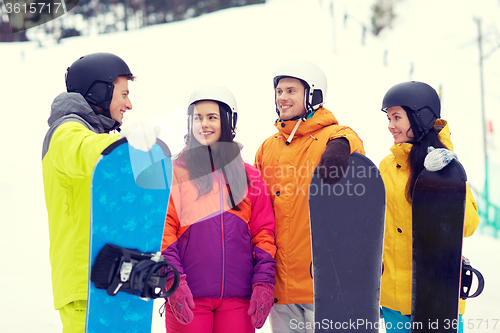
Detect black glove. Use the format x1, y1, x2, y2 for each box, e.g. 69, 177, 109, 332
316, 137, 350, 184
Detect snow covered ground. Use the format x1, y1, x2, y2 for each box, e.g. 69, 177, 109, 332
1, 0, 499, 331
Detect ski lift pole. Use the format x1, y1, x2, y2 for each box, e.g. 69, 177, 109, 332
475, 17, 490, 226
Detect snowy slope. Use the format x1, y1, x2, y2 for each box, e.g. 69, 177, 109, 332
0, 0, 499, 332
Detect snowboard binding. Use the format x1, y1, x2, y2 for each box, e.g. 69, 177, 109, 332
91, 243, 180, 301
460, 256, 485, 300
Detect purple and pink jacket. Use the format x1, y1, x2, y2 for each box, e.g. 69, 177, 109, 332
161, 162, 277, 300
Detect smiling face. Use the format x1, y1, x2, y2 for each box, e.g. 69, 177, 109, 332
192, 100, 222, 146
275, 77, 307, 120
109, 76, 132, 125
387, 106, 414, 144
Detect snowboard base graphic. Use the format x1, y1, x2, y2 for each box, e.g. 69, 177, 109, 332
85, 138, 172, 333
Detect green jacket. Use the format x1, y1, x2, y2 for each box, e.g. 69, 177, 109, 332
42, 92, 118, 309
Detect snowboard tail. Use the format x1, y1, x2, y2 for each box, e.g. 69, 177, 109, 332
411, 160, 466, 333
309, 152, 386, 332
85, 138, 173, 333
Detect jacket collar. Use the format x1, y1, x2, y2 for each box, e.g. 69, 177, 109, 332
390, 143, 412, 169
435, 119, 453, 150
49, 92, 119, 133
274, 107, 338, 140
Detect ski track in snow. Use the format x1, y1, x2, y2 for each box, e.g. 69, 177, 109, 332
1, 0, 499, 332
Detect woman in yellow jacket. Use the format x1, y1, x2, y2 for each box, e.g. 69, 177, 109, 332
379, 81, 479, 332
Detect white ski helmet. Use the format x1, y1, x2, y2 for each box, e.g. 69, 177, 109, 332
273, 61, 327, 117
188, 85, 238, 136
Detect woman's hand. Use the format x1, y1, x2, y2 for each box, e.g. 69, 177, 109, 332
424, 146, 458, 171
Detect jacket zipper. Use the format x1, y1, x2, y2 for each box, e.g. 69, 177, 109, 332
218, 171, 225, 299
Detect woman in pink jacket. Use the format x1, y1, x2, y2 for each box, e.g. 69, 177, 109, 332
161, 85, 277, 333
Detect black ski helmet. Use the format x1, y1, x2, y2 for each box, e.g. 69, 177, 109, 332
65, 53, 133, 115
381, 81, 440, 141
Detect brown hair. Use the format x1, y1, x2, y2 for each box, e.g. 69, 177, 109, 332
177, 101, 250, 211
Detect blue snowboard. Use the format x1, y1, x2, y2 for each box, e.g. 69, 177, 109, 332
85, 138, 172, 333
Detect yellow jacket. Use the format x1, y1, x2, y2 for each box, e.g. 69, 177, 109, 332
379, 119, 480, 315
42, 93, 118, 309
254, 107, 365, 304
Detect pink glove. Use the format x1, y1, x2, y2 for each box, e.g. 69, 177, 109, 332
247, 282, 275, 328
165, 274, 195, 324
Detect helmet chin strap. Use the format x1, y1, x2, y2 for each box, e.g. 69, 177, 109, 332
285, 95, 320, 144
102, 105, 113, 120
414, 126, 427, 143
408, 107, 434, 143
85, 81, 118, 130
89, 103, 121, 132
303, 87, 314, 119
281, 95, 312, 145
101, 110, 121, 132
286, 118, 303, 146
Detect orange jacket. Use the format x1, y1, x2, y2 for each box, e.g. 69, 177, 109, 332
254, 107, 365, 304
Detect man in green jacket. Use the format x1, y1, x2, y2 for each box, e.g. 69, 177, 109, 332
42, 53, 144, 332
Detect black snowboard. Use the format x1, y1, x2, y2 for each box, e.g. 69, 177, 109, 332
411, 160, 466, 333
309, 152, 386, 332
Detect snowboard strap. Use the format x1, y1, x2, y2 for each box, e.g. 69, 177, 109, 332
91, 244, 180, 301
460, 257, 485, 300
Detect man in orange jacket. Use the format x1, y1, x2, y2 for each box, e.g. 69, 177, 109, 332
254, 61, 365, 332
